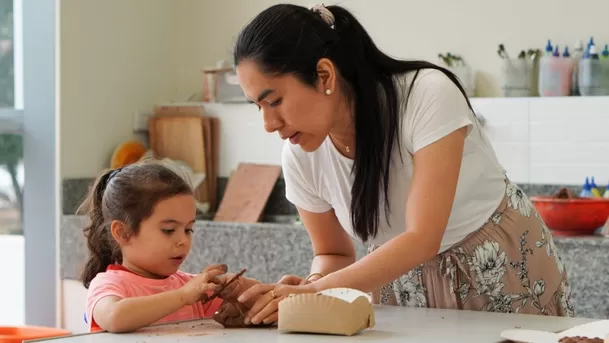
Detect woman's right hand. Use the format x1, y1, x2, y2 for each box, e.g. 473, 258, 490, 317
180, 264, 227, 305
277, 274, 307, 285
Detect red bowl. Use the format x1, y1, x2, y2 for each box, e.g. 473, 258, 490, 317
530, 196, 609, 236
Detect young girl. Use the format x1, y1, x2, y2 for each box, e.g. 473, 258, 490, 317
79, 161, 258, 333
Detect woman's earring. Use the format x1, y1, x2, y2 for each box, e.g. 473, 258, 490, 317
325, 89, 332, 95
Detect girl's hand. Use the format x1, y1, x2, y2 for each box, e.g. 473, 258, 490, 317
180, 264, 227, 305
237, 283, 316, 325
217, 274, 260, 303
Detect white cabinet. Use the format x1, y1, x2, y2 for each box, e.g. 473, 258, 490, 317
61, 279, 89, 334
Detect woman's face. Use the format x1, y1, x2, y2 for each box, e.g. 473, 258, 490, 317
236, 59, 341, 152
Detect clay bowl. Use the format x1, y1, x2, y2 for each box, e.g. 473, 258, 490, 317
530, 196, 609, 236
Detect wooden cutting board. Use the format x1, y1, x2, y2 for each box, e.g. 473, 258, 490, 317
151, 105, 220, 211
148, 115, 209, 205
214, 163, 281, 223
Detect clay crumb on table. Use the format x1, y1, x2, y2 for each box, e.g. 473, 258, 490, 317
559, 336, 605, 343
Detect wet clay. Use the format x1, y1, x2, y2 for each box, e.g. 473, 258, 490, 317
212, 301, 275, 328
559, 336, 605, 343
213, 302, 248, 328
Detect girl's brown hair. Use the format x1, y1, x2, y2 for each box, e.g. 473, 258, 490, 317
78, 162, 194, 288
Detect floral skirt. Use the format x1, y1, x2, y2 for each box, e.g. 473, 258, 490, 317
369, 179, 575, 316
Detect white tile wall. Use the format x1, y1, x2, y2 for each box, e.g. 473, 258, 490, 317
171, 96, 609, 186
471, 98, 530, 183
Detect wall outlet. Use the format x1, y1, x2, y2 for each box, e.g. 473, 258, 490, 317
132, 109, 152, 133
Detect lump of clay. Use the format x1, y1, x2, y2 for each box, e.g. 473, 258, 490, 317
213, 302, 248, 328
559, 336, 605, 343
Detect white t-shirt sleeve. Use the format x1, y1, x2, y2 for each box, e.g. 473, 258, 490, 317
282, 142, 333, 213
404, 69, 475, 154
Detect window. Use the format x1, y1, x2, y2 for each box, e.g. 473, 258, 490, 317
0, 0, 58, 327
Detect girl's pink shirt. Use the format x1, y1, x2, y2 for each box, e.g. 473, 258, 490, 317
86, 265, 222, 332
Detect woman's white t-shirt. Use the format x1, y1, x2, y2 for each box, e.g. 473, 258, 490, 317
282, 69, 507, 252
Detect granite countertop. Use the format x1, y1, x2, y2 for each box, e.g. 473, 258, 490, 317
60, 214, 609, 280
61, 215, 609, 319
30, 306, 600, 342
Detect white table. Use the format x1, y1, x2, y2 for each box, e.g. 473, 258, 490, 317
29, 305, 597, 343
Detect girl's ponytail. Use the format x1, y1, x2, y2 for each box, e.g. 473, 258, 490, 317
78, 170, 121, 288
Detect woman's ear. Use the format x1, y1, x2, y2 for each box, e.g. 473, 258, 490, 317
110, 220, 130, 245
316, 58, 337, 94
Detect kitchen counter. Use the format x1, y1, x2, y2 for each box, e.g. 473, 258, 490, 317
30, 306, 600, 343
60, 215, 609, 319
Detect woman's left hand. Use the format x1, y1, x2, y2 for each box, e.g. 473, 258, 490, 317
237, 283, 316, 325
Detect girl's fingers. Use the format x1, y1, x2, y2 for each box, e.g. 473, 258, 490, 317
202, 268, 226, 284
202, 264, 228, 274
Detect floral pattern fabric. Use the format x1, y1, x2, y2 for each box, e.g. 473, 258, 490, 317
368, 180, 575, 317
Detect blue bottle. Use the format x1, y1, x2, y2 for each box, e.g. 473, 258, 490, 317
580, 177, 593, 198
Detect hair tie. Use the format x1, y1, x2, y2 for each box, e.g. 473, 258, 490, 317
309, 3, 335, 29
108, 167, 122, 181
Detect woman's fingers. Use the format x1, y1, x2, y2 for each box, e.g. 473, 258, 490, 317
277, 275, 303, 285
250, 296, 281, 325
237, 283, 275, 304
262, 311, 279, 325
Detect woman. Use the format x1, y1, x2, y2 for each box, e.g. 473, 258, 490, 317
233, 3, 574, 325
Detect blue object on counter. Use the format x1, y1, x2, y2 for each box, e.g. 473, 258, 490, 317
84, 312, 87, 324
545, 39, 553, 56
552, 45, 560, 57
580, 177, 593, 197
562, 46, 570, 57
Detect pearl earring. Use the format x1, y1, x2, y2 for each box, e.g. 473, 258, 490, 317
325, 89, 332, 95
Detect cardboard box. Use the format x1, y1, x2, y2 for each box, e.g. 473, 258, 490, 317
278, 288, 375, 336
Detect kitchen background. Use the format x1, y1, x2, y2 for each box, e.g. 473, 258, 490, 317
2, 0, 609, 334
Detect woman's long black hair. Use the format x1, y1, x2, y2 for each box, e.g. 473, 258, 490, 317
234, 4, 473, 242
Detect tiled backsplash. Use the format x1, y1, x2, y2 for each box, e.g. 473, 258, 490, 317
195, 97, 609, 186
64, 96, 609, 216
473, 96, 609, 185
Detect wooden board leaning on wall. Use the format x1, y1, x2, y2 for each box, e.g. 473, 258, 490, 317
148, 105, 220, 213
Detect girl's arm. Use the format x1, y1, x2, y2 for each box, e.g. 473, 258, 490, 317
311, 127, 467, 293
93, 266, 226, 333
93, 289, 187, 333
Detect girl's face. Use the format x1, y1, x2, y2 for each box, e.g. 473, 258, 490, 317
113, 194, 197, 279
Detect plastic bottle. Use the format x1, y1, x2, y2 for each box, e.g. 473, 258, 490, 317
589, 44, 600, 60
545, 40, 553, 57
562, 46, 570, 57
590, 176, 601, 197
602, 44, 609, 60
580, 177, 593, 197
603, 182, 609, 198
571, 40, 585, 96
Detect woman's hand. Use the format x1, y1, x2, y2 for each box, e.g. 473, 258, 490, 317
237, 283, 317, 325
277, 274, 307, 285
